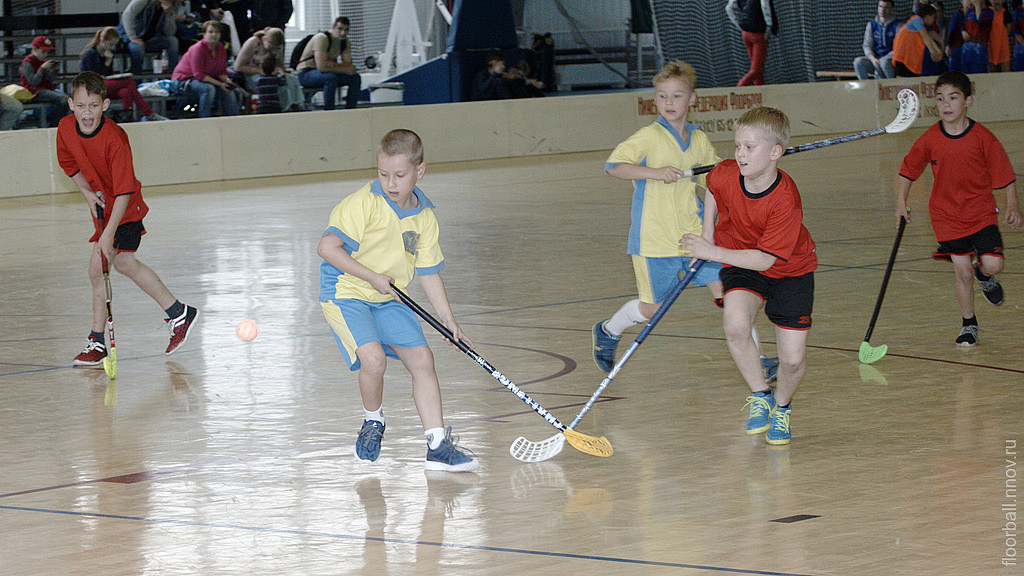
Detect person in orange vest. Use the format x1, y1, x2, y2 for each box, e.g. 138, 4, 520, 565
893, 4, 946, 76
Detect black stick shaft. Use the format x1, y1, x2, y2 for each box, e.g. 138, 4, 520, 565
863, 217, 907, 342
391, 286, 569, 432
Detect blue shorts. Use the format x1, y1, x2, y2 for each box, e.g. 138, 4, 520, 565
321, 298, 427, 371
632, 255, 723, 304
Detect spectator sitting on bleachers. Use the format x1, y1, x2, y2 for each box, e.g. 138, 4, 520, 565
0, 91, 24, 131
916, 0, 950, 75
189, 0, 234, 53
118, 0, 182, 75
295, 16, 361, 110
174, 1, 205, 50
171, 20, 240, 117
505, 60, 545, 98
854, 0, 902, 79
893, 4, 946, 75
470, 53, 512, 101
255, 53, 285, 114
231, 27, 303, 110
19, 36, 69, 126
81, 27, 169, 121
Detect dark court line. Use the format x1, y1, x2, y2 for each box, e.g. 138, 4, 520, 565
0, 504, 821, 576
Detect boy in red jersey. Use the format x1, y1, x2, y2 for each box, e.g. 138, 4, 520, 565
683, 107, 817, 446
895, 71, 1021, 347
57, 71, 199, 367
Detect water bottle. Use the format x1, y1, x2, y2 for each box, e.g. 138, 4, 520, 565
154, 50, 168, 74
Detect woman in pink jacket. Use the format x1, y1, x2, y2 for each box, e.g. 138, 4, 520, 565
171, 20, 239, 117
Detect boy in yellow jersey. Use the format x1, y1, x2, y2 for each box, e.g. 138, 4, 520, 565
318, 129, 478, 472
594, 60, 778, 380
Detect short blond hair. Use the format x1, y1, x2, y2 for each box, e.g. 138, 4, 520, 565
378, 129, 424, 165
652, 60, 697, 91
736, 106, 790, 148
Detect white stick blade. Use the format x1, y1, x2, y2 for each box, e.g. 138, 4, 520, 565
509, 433, 565, 463
883, 89, 919, 134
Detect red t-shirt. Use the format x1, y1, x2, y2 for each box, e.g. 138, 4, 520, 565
56, 114, 149, 241
899, 119, 1016, 242
707, 160, 817, 278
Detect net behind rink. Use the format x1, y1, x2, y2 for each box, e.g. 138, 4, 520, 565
651, 0, 942, 88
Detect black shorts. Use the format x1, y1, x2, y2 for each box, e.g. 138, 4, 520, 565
932, 224, 1003, 262
111, 220, 146, 252
720, 267, 814, 330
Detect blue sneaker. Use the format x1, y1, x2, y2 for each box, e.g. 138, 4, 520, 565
761, 356, 779, 384
592, 321, 620, 372
355, 420, 385, 462
425, 427, 479, 472
766, 405, 792, 445
743, 392, 776, 434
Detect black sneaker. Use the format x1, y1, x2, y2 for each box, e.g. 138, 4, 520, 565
955, 325, 979, 347
975, 266, 1004, 306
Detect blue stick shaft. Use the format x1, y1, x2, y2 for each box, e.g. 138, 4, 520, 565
568, 260, 706, 428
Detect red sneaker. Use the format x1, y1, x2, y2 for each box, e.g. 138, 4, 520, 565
166, 305, 199, 355
73, 336, 107, 366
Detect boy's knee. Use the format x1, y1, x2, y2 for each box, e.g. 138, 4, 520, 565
722, 317, 752, 342
403, 344, 434, 365
112, 254, 135, 275
357, 347, 388, 375
979, 256, 1003, 275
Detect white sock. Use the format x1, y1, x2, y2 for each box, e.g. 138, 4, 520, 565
364, 406, 384, 424
604, 299, 648, 336
425, 427, 445, 450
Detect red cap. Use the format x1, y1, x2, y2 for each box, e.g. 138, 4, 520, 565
32, 36, 56, 51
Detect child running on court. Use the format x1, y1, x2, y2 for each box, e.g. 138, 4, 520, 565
594, 59, 778, 381
58, 72, 199, 367
317, 129, 479, 472
683, 107, 817, 445
895, 70, 1021, 347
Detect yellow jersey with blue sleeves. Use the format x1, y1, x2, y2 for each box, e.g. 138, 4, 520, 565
319, 180, 444, 303
606, 117, 721, 257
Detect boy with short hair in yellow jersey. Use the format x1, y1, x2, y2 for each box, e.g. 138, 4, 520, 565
594, 60, 778, 380
317, 129, 478, 472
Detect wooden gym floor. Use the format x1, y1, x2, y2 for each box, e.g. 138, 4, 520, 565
0, 120, 1021, 575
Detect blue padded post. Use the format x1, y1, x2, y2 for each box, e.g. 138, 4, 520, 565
446, 0, 517, 52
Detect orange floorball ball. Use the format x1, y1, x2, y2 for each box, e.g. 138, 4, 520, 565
236, 319, 258, 342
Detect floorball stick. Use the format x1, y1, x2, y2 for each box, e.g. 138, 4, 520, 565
97, 206, 117, 379
680, 88, 920, 178
391, 286, 613, 459
859, 216, 907, 364
509, 260, 707, 462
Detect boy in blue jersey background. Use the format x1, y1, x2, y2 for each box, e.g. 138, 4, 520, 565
317, 129, 478, 472
593, 60, 778, 381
